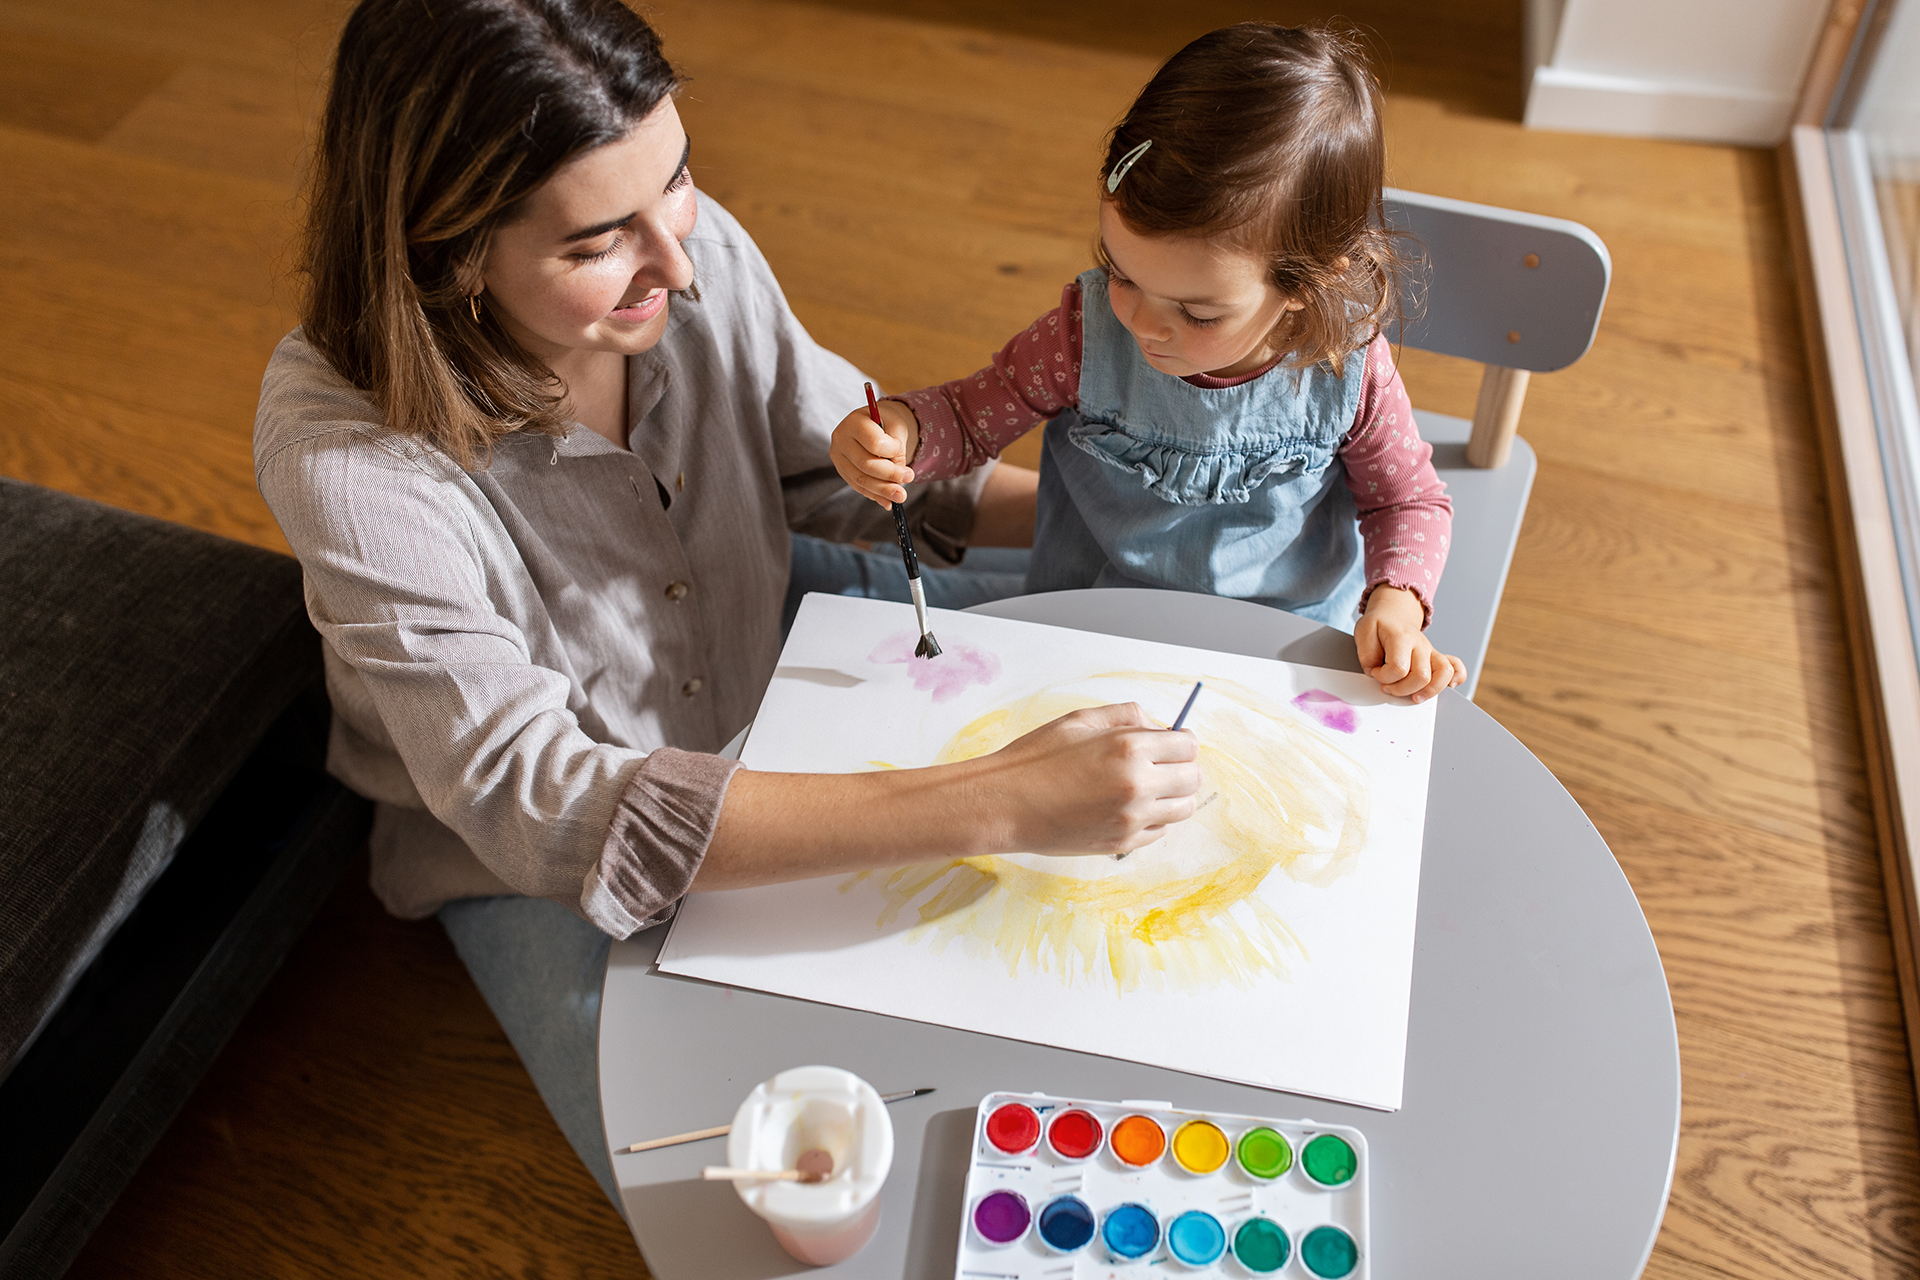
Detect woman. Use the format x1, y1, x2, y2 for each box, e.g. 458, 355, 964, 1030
257, 0, 1201, 1209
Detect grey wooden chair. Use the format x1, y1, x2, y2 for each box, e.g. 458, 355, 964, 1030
1382, 189, 1611, 698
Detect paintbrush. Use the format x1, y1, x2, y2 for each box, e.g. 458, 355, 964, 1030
702, 1167, 828, 1183
1115, 681, 1204, 862
614, 1086, 936, 1155
865, 382, 941, 659
705, 1146, 834, 1183
1170, 680, 1204, 732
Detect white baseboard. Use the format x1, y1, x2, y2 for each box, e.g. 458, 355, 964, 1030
1524, 65, 1790, 147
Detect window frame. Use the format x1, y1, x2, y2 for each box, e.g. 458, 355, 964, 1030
1783, 0, 1920, 1083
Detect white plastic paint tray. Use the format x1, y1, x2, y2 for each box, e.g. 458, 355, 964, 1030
955, 1091, 1370, 1280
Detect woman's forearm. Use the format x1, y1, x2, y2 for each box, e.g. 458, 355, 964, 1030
689, 703, 1204, 892
692, 763, 1006, 891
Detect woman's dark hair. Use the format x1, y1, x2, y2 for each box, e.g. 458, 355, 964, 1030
302, 0, 680, 467
1098, 24, 1402, 368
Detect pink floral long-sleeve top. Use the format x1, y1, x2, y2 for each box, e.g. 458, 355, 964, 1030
893, 281, 1453, 619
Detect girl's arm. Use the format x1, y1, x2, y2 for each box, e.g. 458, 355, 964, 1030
832, 283, 1086, 505
1338, 335, 1464, 702
1339, 334, 1454, 619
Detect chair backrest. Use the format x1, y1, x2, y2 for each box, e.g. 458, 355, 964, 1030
1383, 189, 1611, 373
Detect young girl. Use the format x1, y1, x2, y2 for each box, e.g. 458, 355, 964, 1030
832, 23, 1466, 704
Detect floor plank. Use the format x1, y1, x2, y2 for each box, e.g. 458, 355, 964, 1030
3, 0, 1912, 1277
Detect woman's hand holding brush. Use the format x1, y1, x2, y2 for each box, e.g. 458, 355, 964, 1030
962, 703, 1202, 858
695, 703, 1202, 889
831, 397, 921, 508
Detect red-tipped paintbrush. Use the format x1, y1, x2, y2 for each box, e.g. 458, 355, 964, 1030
866, 382, 941, 659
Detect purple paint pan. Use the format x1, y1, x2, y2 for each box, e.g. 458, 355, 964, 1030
971, 1190, 1031, 1247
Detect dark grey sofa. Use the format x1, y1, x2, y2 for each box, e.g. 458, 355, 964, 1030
0, 478, 372, 1278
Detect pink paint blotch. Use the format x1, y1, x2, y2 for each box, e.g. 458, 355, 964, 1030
1292, 689, 1359, 733
867, 631, 1001, 703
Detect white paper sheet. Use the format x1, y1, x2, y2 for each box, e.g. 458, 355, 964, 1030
658, 594, 1437, 1110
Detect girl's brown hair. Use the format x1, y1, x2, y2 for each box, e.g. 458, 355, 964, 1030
302, 0, 680, 467
1099, 23, 1401, 368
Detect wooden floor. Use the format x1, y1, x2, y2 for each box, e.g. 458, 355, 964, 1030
4, 0, 1916, 1275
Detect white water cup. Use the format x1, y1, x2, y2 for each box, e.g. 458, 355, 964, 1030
726, 1066, 895, 1266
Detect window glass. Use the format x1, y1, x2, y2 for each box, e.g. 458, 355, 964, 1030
1855, 0, 1920, 370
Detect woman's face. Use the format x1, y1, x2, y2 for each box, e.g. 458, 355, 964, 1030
1097, 201, 1298, 380
479, 99, 697, 364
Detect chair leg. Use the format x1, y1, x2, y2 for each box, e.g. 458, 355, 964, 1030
1467, 365, 1531, 469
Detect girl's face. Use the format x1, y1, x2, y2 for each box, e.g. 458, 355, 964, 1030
479, 99, 697, 365
1097, 201, 1298, 380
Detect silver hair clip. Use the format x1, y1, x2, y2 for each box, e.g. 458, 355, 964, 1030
1105, 139, 1152, 193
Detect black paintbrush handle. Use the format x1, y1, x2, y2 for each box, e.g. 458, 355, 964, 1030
890, 503, 921, 580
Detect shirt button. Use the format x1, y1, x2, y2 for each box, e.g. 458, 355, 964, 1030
681, 677, 703, 696
665, 581, 689, 601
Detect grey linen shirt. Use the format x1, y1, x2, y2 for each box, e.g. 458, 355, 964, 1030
255, 193, 986, 936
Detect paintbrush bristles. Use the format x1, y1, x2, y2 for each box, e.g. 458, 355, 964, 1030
905, 574, 941, 660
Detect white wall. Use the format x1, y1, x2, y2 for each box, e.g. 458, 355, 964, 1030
1524, 0, 1830, 147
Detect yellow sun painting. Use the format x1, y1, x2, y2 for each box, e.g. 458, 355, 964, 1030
845, 671, 1370, 994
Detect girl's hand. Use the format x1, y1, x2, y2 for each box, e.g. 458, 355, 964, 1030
967, 702, 1202, 856
1355, 586, 1465, 704
830, 398, 921, 508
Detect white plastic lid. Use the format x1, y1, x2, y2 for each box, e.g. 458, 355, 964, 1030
726, 1065, 894, 1230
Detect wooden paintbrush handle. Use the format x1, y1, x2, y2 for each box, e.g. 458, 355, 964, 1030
702, 1167, 810, 1181
617, 1122, 731, 1154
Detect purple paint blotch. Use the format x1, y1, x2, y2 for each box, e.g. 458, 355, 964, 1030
867, 631, 1000, 702
1292, 689, 1359, 733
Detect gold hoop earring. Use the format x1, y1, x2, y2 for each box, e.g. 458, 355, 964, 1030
468, 293, 482, 322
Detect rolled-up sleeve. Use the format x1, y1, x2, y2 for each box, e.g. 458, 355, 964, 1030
585, 747, 742, 933
258, 429, 733, 934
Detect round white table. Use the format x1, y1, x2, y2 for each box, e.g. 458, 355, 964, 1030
599, 590, 1679, 1279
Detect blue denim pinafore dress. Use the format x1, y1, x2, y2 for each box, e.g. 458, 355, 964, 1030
1027, 269, 1370, 628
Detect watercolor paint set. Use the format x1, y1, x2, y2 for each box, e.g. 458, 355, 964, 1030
955, 1092, 1368, 1279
